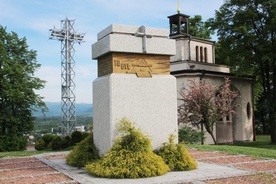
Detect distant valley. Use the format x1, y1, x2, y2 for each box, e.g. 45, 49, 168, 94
33, 102, 93, 117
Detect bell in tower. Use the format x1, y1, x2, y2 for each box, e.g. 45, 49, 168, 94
168, 0, 190, 39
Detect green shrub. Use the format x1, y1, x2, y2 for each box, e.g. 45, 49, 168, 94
51, 136, 62, 150
66, 133, 99, 167
81, 132, 90, 140
61, 135, 71, 149
178, 126, 205, 144
41, 134, 56, 148
155, 135, 197, 171
85, 118, 169, 178
35, 139, 46, 151
0, 135, 27, 152
71, 131, 82, 145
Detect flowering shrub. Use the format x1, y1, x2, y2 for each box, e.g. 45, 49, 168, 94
178, 78, 239, 144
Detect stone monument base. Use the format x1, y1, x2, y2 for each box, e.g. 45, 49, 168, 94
93, 74, 177, 155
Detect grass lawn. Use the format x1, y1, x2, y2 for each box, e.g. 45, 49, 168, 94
1, 135, 276, 159
0, 146, 73, 159
186, 135, 276, 159
0, 150, 47, 158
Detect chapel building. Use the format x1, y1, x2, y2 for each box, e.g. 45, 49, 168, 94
168, 12, 255, 144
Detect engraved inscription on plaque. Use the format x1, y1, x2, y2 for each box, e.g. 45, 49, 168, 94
98, 53, 170, 77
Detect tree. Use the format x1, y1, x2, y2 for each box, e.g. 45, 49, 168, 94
0, 26, 46, 151
178, 78, 239, 144
172, 15, 213, 39
207, 0, 276, 143
189, 15, 214, 39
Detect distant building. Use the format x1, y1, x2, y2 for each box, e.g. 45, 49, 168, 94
75, 125, 85, 132
169, 13, 255, 144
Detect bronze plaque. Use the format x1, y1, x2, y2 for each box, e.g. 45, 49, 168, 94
98, 53, 170, 77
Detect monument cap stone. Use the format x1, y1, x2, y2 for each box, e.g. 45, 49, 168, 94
92, 24, 175, 59
97, 24, 169, 41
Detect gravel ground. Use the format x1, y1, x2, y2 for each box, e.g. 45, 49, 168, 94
1, 149, 276, 183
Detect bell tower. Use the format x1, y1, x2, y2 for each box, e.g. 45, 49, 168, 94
168, 13, 190, 38
169, 0, 218, 67
168, 0, 190, 38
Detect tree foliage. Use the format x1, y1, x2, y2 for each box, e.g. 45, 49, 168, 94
178, 126, 205, 144
172, 15, 213, 39
208, 0, 276, 143
0, 26, 46, 151
189, 15, 214, 39
178, 78, 239, 144
34, 115, 92, 134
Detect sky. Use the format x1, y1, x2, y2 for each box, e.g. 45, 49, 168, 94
0, 0, 224, 104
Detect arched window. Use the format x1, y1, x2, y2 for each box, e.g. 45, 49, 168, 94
225, 115, 232, 122
200, 46, 203, 62
247, 102, 251, 119
195, 46, 199, 61
204, 47, 208, 62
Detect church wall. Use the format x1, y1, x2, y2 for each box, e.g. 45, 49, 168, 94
171, 39, 215, 64
175, 74, 254, 144
171, 39, 189, 61
230, 78, 254, 142
189, 40, 214, 64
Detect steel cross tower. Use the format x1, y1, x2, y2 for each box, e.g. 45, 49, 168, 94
50, 18, 84, 135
